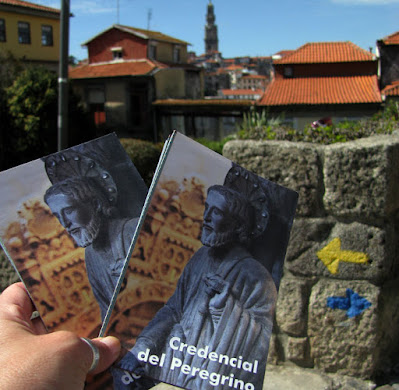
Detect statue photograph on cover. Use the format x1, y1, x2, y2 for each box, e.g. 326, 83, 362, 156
42, 135, 148, 321
105, 133, 298, 390
0, 134, 147, 339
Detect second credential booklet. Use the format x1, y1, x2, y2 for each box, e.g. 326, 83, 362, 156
0, 134, 148, 337
103, 131, 299, 390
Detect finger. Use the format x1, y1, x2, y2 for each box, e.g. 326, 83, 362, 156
0, 283, 36, 325
84, 336, 121, 376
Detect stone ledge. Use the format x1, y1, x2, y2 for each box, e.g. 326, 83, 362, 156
323, 135, 399, 221
223, 140, 323, 217
285, 218, 395, 285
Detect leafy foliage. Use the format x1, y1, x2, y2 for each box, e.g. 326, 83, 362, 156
0, 58, 96, 169
236, 103, 398, 144
194, 137, 234, 155
236, 107, 283, 141
120, 138, 164, 186
0, 50, 24, 168
0, 248, 19, 292
6, 66, 58, 154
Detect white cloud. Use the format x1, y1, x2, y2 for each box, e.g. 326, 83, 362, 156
331, 0, 399, 4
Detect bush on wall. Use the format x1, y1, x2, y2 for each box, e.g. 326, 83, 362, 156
120, 138, 164, 187
236, 102, 398, 144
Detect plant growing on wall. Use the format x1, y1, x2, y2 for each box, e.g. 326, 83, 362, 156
235, 102, 398, 144
237, 107, 285, 140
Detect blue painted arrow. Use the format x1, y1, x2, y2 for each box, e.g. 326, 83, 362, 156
327, 288, 371, 318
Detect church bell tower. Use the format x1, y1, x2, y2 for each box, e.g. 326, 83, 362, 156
205, 1, 218, 54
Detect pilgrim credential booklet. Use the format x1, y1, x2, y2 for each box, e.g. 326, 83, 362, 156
0, 133, 147, 338
103, 131, 299, 390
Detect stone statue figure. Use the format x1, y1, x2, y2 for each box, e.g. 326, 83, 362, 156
44, 177, 138, 320
115, 166, 277, 390
42, 136, 146, 321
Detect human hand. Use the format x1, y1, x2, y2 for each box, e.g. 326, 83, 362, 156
0, 282, 121, 390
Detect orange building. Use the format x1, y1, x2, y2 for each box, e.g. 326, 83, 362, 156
259, 41, 382, 129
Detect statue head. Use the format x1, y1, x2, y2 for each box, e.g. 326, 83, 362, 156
201, 185, 255, 248
44, 177, 117, 248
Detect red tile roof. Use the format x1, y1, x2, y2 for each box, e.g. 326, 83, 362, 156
153, 99, 254, 107
69, 59, 162, 79
82, 24, 189, 46
381, 31, 399, 45
274, 42, 374, 64
273, 50, 294, 59
241, 74, 267, 80
258, 75, 382, 106
226, 65, 244, 71
381, 80, 399, 96
221, 89, 263, 96
0, 0, 59, 13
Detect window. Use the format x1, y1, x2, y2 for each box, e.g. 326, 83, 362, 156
113, 51, 122, 60
111, 47, 123, 60
18, 22, 30, 44
284, 66, 293, 78
41, 25, 53, 46
173, 46, 181, 63
149, 44, 157, 60
0, 19, 6, 42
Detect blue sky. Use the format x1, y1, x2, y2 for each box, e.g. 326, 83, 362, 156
37, 0, 399, 61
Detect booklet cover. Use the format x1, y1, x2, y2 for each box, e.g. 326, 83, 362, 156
105, 132, 298, 390
0, 134, 147, 339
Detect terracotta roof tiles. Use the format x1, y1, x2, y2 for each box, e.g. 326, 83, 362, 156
258, 75, 381, 106
0, 0, 60, 13
272, 50, 294, 59
274, 41, 374, 64
226, 65, 244, 71
69, 60, 160, 79
118, 24, 190, 45
381, 31, 399, 45
83, 24, 189, 46
381, 81, 399, 96
221, 89, 263, 96
153, 99, 254, 107
241, 74, 267, 80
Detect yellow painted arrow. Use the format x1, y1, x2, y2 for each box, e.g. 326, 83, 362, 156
317, 237, 369, 274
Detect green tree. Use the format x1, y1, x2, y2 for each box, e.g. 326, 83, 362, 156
3, 65, 96, 169
0, 50, 23, 168
6, 66, 58, 157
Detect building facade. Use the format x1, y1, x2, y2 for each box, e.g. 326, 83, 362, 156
69, 24, 202, 140
377, 30, 399, 102
259, 41, 382, 129
0, 0, 60, 71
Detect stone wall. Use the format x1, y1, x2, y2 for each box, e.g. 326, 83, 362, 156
223, 134, 399, 380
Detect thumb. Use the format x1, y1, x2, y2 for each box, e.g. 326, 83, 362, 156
81, 336, 121, 376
